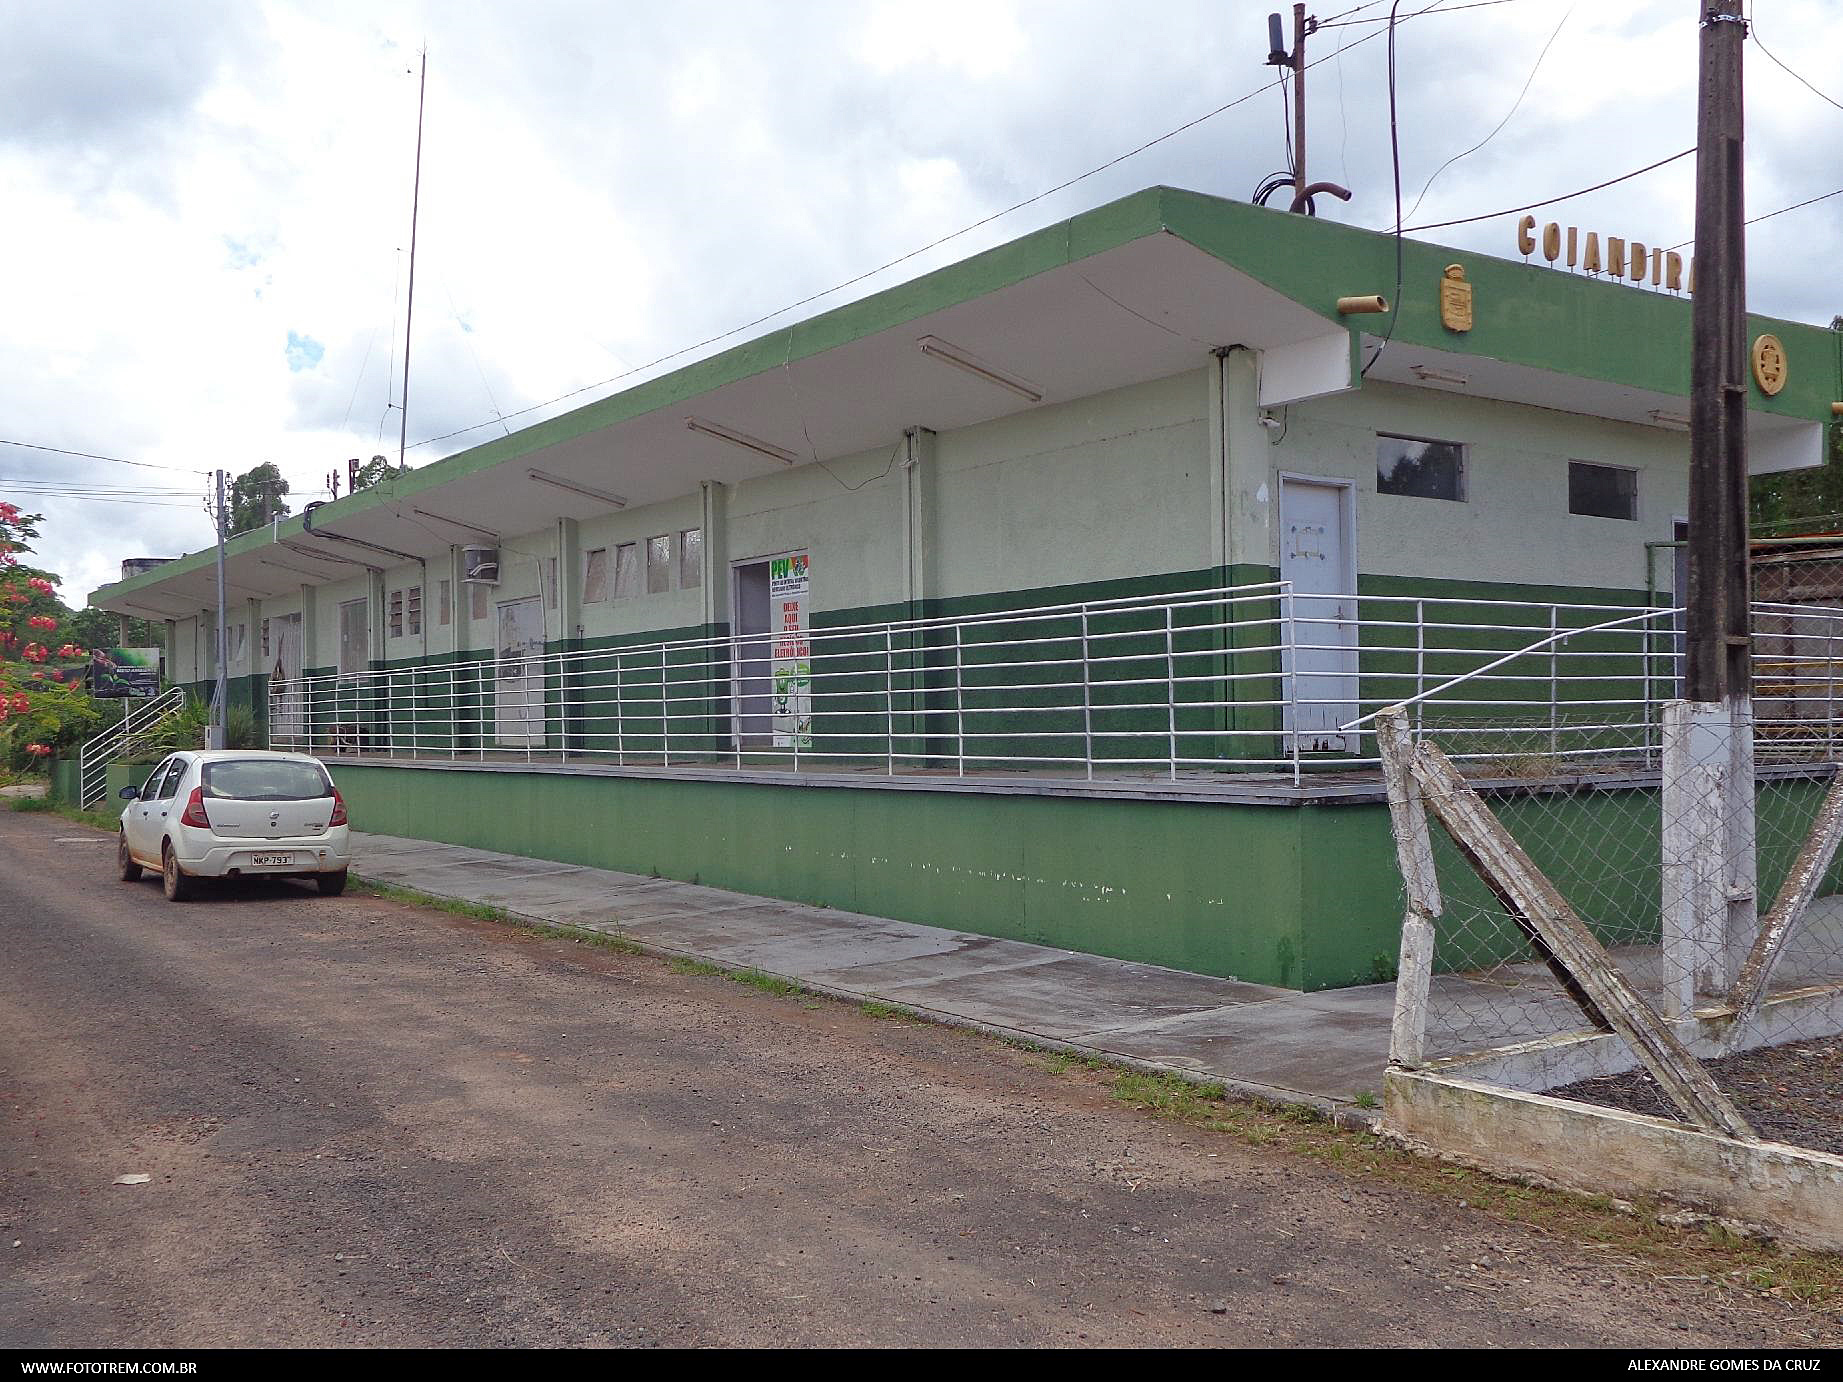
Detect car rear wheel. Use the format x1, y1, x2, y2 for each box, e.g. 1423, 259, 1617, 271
317, 869, 349, 897
161, 843, 193, 902
118, 831, 142, 882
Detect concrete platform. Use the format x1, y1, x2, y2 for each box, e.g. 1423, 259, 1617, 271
350, 830, 1398, 1118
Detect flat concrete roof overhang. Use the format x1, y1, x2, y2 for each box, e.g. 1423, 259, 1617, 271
93, 185, 1840, 618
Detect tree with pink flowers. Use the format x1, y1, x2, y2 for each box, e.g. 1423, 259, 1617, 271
0, 501, 105, 771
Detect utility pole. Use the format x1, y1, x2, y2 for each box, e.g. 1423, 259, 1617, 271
210, 467, 229, 750
1685, 4, 1751, 705
1661, 3, 1755, 1016
1264, 8, 1350, 214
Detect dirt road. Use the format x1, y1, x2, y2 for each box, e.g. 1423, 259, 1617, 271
0, 810, 1834, 1347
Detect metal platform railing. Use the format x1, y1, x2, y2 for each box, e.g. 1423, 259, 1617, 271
78, 685, 187, 807
270, 580, 1843, 784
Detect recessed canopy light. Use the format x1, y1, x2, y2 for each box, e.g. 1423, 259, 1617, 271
916, 335, 1043, 404
1409, 365, 1469, 388
1646, 409, 1691, 430
527, 469, 628, 509
684, 416, 800, 465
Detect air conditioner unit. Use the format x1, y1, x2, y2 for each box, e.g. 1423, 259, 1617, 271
461, 546, 500, 584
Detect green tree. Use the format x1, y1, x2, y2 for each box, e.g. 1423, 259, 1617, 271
1750, 422, 1843, 534
228, 462, 291, 535
350, 455, 392, 493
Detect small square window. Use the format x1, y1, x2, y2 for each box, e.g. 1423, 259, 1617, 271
1568, 461, 1638, 520
1377, 434, 1466, 501
613, 542, 641, 599
647, 535, 672, 594
584, 548, 609, 603
680, 528, 703, 589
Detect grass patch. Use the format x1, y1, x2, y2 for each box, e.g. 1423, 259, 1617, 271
669, 957, 726, 977
350, 878, 511, 924
1056, 1056, 1843, 1305
350, 878, 648, 955
858, 1000, 902, 1019
9, 797, 122, 832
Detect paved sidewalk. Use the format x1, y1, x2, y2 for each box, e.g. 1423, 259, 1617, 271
351, 831, 1395, 1119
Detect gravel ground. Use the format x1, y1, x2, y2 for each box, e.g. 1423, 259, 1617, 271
1551, 1038, 1843, 1156
3, 809, 1840, 1348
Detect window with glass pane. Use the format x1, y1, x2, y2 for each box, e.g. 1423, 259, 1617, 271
1376, 435, 1466, 501
583, 548, 609, 603
647, 535, 672, 594
680, 528, 702, 589
1568, 461, 1638, 520
407, 585, 422, 635
389, 589, 404, 638
613, 542, 641, 599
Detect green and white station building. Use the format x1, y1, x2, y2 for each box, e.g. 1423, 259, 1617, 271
89, 186, 1841, 990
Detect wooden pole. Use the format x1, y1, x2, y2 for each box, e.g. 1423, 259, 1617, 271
1685, 6, 1751, 704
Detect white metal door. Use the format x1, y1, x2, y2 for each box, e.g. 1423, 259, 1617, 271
495, 597, 545, 748
1279, 475, 1358, 753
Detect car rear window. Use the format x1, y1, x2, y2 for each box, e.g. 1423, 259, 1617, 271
201, 760, 333, 801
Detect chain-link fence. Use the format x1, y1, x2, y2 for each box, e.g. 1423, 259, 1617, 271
1376, 598, 1843, 1154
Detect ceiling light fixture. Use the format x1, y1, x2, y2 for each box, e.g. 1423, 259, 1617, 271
683, 417, 800, 465
1646, 409, 1691, 430
916, 335, 1043, 404
526, 468, 628, 508
1409, 365, 1469, 388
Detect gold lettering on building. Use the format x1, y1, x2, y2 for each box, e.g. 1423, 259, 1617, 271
1516, 221, 1691, 294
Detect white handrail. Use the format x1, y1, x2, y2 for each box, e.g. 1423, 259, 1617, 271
78, 685, 187, 807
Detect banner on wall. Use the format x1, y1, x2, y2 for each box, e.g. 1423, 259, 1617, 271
769, 552, 812, 749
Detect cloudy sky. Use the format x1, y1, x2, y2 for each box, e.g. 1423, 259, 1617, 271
4, 0, 1840, 604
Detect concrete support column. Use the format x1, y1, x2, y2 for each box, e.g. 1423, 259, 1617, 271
699, 481, 728, 629
902, 426, 937, 617
557, 518, 582, 643
1660, 698, 1758, 1017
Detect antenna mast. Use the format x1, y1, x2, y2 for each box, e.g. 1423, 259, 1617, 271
398, 48, 427, 474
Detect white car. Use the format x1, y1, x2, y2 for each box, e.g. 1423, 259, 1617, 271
118, 750, 353, 901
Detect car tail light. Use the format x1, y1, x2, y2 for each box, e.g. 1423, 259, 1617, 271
328, 788, 348, 827
178, 787, 212, 829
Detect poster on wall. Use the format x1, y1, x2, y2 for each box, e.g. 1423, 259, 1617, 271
87, 648, 161, 698
769, 552, 812, 749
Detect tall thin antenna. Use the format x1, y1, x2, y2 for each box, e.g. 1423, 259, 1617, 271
398, 48, 427, 474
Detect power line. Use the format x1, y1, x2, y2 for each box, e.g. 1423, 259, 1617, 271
1403, 6, 1572, 223
405, 0, 1495, 457
1398, 147, 1695, 232
1750, 5, 1843, 115
0, 438, 207, 474
1664, 186, 1843, 253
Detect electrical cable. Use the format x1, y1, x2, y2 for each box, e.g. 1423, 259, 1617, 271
403, 0, 1496, 459
1750, 3, 1843, 115
1402, 6, 1572, 224
0, 439, 208, 475
1399, 148, 1696, 232
1360, 0, 1408, 378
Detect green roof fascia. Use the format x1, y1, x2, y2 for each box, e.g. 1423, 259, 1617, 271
92, 186, 1186, 609
94, 185, 1841, 609
1158, 187, 1841, 423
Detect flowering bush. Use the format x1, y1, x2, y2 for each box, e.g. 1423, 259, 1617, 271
0, 501, 106, 770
